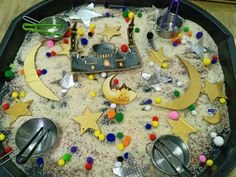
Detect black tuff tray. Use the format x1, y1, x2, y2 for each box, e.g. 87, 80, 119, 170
0, 0, 236, 177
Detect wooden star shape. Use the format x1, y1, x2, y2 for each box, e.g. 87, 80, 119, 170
202, 80, 228, 103
98, 24, 121, 41
167, 114, 197, 143
5, 100, 33, 125
73, 108, 103, 134
146, 47, 169, 66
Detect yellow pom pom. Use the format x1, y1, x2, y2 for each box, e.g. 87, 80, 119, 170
152, 121, 159, 127
206, 159, 214, 167
155, 97, 161, 104
88, 74, 95, 80
203, 58, 211, 66
94, 130, 101, 137
219, 98, 226, 104
90, 23, 96, 29
99, 134, 105, 141
0, 133, 5, 141
77, 28, 84, 36
90, 90, 97, 97
178, 33, 183, 38
58, 159, 65, 166
128, 12, 135, 19
117, 143, 125, 151
19, 91, 26, 98
161, 63, 168, 69
11, 91, 19, 98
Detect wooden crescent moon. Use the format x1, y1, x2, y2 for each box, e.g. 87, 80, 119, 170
102, 74, 137, 105
203, 112, 221, 124
24, 43, 60, 101
154, 55, 201, 110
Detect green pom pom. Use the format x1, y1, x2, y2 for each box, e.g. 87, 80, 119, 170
63, 153, 72, 161
123, 10, 129, 18
115, 113, 124, 122
174, 90, 180, 97
4, 70, 14, 78
188, 104, 195, 111
137, 11, 142, 18
183, 26, 189, 32
117, 132, 123, 139
135, 27, 140, 33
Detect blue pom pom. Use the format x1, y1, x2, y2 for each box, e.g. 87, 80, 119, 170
81, 38, 88, 45
145, 99, 152, 105
87, 157, 94, 164
41, 69, 47, 75
172, 42, 178, 47
122, 7, 127, 11
46, 52, 51, 57
105, 12, 111, 17
145, 123, 152, 129
196, 32, 203, 39
36, 157, 44, 166
106, 133, 116, 142
211, 59, 217, 64
70, 146, 77, 153
124, 152, 129, 159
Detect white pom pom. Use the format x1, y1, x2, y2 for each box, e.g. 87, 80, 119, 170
210, 132, 217, 138
213, 136, 224, 147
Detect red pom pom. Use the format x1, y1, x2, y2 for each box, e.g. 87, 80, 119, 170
125, 18, 130, 23
85, 163, 92, 170
64, 29, 71, 37
2, 103, 10, 110
37, 69, 42, 75
152, 116, 159, 121
5, 146, 13, 154
121, 44, 129, 52
63, 39, 69, 44
212, 55, 218, 60
50, 51, 56, 56
175, 38, 181, 44
149, 133, 156, 141
113, 79, 119, 85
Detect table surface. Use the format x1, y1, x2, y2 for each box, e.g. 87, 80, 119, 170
0, 1, 235, 177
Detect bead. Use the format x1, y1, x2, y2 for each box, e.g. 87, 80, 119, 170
117, 143, 125, 151
116, 132, 123, 139
124, 135, 131, 143
2, 103, 10, 110
47, 40, 54, 48
174, 90, 180, 97
213, 136, 224, 147
81, 38, 88, 45
63, 39, 69, 44
168, 111, 179, 120
113, 79, 119, 85
188, 104, 195, 111
128, 12, 135, 19
37, 69, 42, 75
63, 153, 72, 161
145, 99, 152, 105
19, 69, 24, 75
196, 32, 203, 39
110, 103, 116, 109
152, 121, 159, 127
87, 157, 94, 164
124, 152, 129, 159
161, 63, 168, 69
199, 155, 206, 163
206, 159, 214, 167
106, 133, 116, 142
152, 116, 159, 121
88, 74, 95, 80
41, 69, 47, 75
5, 146, 13, 153
85, 163, 92, 170
183, 26, 189, 32
186, 31, 192, 37
137, 11, 142, 17
107, 109, 116, 119
99, 134, 105, 141
145, 105, 152, 111
90, 24, 96, 29
149, 133, 156, 141
0, 133, 5, 141
210, 132, 217, 138
191, 110, 198, 116
155, 97, 161, 104
70, 146, 77, 153
90, 90, 97, 97
19, 91, 26, 98
4, 70, 14, 78
135, 27, 140, 33
46, 52, 51, 57
115, 161, 122, 167
94, 130, 101, 137
120, 44, 129, 52
117, 156, 124, 162
145, 123, 152, 129
50, 51, 56, 56
123, 10, 129, 18
203, 58, 211, 66
115, 113, 124, 122
101, 72, 107, 78
11, 91, 19, 98
36, 157, 44, 166
219, 98, 226, 104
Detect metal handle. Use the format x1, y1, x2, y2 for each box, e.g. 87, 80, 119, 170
23, 16, 39, 24
0, 150, 17, 166
145, 142, 153, 157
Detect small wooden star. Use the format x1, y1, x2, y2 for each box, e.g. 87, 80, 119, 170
5, 100, 33, 125
146, 47, 169, 66
98, 25, 121, 41
73, 108, 103, 134
167, 114, 197, 143
202, 80, 228, 103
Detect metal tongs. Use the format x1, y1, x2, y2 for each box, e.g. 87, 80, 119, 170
154, 140, 193, 177
160, 0, 180, 31
0, 127, 49, 166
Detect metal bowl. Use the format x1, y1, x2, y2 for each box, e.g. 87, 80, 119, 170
15, 118, 58, 156
155, 13, 183, 38
38, 16, 68, 40
151, 135, 190, 176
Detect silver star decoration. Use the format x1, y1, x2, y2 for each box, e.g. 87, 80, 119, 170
70, 3, 102, 27
113, 154, 150, 177
50, 71, 81, 96
185, 38, 204, 59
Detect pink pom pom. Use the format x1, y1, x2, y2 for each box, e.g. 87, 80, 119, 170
47, 40, 54, 48
168, 111, 179, 120
199, 155, 206, 163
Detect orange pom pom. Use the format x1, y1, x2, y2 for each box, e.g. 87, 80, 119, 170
19, 69, 24, 75
122, 140, 129, 147
124, 135, 131, 143
186, 31, 192, 37
107, 109, 116, 120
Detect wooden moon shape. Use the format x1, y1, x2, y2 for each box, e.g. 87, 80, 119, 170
24, 43, 60, 101
154, 55, 201, 110
203, 112, 221, 124
102, 74, 137, 105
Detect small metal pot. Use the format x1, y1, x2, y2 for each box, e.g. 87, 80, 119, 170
155, 13, 183, 39
146, 135, 191, 176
